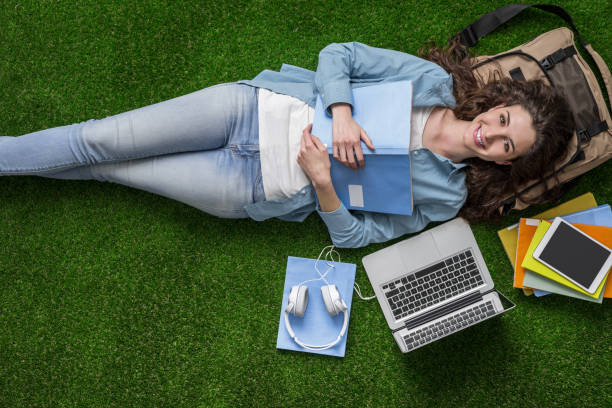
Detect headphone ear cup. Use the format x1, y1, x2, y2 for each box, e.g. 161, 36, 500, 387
287, 286, 297, 314
292, 285, 309, 317
321, 284, 341, 316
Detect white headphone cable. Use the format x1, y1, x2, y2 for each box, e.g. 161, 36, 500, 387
354, 282, 376, 300
316, 245, 376, 301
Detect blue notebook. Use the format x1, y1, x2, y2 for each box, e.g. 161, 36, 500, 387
560, 204, 612, 227
311, 81, 413, 215
277, 256, 356, 357
526, 204, 612, 298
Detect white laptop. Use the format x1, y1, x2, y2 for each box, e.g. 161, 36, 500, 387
362, 217, 514, 353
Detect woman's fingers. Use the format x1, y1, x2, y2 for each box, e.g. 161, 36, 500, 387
301, 125, 314, 148
333, 139, 357, 169
361, 129, 375, 151
354, 144, 365, 168
338, 143, 360, 169
310, 134, 327, 152
339, 145, 353, 169
333, 140, 343, 162
302, 124, 374, 170
331, 119, 374, 169
353, 129, 375, 168
298, 126, 332, 187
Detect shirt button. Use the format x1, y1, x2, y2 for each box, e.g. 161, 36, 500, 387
413, 151, 419, 156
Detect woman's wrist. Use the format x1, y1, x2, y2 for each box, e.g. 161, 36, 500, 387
311, 175, 333, 190
313, 180, 341, 213
330, 103, 352, 118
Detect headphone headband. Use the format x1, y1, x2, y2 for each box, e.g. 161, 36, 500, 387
284, 305, 348, 351
285, 283, 348, 351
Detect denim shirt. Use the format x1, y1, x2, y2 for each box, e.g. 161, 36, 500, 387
239, 42, 467, 248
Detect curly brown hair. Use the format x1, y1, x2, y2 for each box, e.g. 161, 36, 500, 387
419, 39, 574, 222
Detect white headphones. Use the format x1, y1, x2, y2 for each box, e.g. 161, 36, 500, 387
284, 246, 349, 351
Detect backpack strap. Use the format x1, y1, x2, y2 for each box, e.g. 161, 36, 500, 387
585, 44, 612, 112
456, 4, 612, 114
457, 4, 583, 47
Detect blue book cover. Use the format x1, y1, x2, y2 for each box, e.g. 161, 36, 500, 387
533, 289, 550, 297
277, 256, 356, 357
526, 204, 612, 298
559, 204, 612, 227
311, 81, 413, 215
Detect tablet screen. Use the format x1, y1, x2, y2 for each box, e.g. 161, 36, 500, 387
538, 222, 610, 287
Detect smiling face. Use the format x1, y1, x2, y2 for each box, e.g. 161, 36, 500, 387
463, 104, 536, 165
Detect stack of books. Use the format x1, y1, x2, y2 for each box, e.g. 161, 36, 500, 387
498, 193, 612, 302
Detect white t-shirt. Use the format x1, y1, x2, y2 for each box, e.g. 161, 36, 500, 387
257, 89, 435, 201
258, 88, 313, 200
410, 106, 436, 151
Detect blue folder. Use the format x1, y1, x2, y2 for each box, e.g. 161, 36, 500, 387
311, 81, 413, 215
277, 256, 356, 357
529, 204, 612, 297
560, 204, 612, 227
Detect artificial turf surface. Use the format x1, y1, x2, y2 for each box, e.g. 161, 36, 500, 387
0, 0, 610, 407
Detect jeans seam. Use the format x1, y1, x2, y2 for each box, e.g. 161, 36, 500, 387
2, 145, 206, 174
201, 206, 245, 213
0, 163, 80, 174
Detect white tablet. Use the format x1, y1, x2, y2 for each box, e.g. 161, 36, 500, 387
533, 217, 612, 294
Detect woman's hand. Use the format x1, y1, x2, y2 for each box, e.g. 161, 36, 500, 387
298, 124, 341, 213
331, 103, 375, 170
297, 124, 332, 188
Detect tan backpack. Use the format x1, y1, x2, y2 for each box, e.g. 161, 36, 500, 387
455, 4, 611, 215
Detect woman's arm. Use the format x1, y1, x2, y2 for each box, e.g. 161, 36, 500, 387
314, 42, 450, 170
296, 124, 341, 212
317, 200, 463, 248
298, 124, 466, 248
314, 42, 449, 111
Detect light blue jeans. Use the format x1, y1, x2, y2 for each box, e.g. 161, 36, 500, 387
0, 83, 264, 218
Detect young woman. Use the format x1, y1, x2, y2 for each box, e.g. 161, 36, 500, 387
0, 42, 573, 248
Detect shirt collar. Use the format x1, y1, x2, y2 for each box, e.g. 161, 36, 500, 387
414, 148, 467, 179
426, 149, 467, 169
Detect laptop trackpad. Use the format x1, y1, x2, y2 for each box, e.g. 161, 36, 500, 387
398, 231, 441, 273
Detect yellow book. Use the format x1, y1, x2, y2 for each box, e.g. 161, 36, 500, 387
521, 220, 608, 299
498, 222, 520, 270
497, 193, 597, 296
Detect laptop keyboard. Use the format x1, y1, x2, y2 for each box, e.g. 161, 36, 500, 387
402, 300, 496, 351
382, 249, 484, 320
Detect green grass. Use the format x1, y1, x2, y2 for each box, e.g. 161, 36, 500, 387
1, 1, 611, 407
